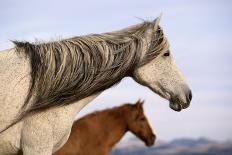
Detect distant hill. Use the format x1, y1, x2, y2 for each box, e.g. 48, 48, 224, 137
111, 138, 232, 155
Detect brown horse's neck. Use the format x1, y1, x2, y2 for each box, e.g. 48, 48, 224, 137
98, 108, 129, 149
75, 107, 129, 150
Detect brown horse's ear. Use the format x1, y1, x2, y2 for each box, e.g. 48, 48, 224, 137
136, 99, 144, 105
135, 99, 144, 110
132, 100, 145, 120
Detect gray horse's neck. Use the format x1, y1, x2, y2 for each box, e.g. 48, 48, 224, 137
0, 48, 31, 133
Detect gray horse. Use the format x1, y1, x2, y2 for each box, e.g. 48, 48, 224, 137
0, 16, 192, 155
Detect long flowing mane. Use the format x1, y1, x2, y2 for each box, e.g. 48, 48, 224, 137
13, 21, 168, 118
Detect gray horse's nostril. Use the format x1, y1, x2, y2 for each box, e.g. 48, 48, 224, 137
187, 90, 192, 102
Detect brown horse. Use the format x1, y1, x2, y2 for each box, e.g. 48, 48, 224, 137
53, 100, 156, 155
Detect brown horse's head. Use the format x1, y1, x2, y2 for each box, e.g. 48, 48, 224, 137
125, 100, 156, 147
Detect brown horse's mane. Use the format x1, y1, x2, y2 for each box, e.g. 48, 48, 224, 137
77, 103, 133, 122
13, 20, 168, 121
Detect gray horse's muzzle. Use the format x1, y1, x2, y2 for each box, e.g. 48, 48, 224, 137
169, 89, 192, 111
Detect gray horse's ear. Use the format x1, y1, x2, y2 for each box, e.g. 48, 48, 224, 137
144, 13, 162, 39
153, 13, 162, 30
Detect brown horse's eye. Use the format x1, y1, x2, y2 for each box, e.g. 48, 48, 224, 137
163, 52, 170, 57
140, 117, 146, 121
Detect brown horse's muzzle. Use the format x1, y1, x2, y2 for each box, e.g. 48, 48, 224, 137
145, 134, 156, 147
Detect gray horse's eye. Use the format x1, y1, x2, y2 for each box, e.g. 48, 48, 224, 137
163, 52, 170, 57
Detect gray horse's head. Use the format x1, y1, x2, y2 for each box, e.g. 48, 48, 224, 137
133, 16, 192, 111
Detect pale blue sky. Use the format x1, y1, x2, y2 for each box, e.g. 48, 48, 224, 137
0, 0, 231, 141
